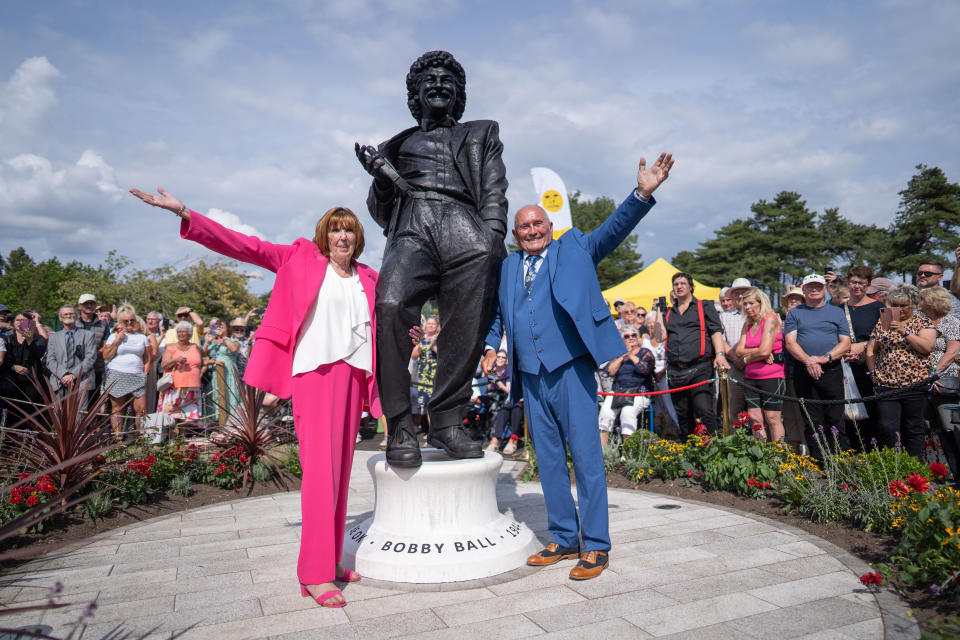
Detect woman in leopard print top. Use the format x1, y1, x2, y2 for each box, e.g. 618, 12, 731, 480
866, 284, 936, 457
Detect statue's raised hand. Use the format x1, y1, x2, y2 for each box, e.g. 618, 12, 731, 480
636, 153, 675, 199
355, 143, 390, 184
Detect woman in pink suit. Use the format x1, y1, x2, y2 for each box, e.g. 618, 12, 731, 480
130, 187, 380, 608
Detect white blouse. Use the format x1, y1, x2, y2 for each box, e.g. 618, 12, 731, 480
291, 263, 372, 376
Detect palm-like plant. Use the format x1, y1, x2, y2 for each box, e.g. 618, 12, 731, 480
202, 368, 296, 491
2, 377, 116, 492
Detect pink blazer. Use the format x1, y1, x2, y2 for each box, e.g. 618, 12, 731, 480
180, 212, 381, 416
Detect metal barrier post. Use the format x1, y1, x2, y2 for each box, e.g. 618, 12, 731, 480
719, 367, 731, 435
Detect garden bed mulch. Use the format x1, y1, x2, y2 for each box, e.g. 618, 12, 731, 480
604, 466, 955, 630
1, 477, 301, 566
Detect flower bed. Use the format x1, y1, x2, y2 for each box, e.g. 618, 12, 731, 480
609, 422, 959, 604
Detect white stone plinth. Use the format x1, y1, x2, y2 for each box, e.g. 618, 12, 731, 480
342, 449, 540, 583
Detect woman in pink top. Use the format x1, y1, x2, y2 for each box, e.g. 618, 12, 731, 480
736, 288, 785, 442
130, 187, 381, 609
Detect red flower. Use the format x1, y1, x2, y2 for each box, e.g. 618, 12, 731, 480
888, 480, 909, 498
25, 495, 39, 507
18, 473, 31, 481
146, 456, 156, 463
686, 470, 693, 477
860, 572, 883, 586
929, 462, 948, 480
841, 483, 848, 490
37, 479, 56, 494
10, 493, 23, 505
750, 422, 765, 432
737, 412, 749, 422
95, 455, 106, 465
747, 478, 759, 488
693, 424, 708, 436
905, 473, 930, 494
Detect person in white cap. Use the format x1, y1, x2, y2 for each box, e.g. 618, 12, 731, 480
76, 293, 109, 392
783, 274, 851, 460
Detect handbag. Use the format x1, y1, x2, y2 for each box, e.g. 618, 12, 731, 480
611, 386, 641, 410
841, 304, 869, 421
157, 373, 174, 393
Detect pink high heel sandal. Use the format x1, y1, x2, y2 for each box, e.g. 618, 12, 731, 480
336, 569, 361, 583
300, 584, 346, 608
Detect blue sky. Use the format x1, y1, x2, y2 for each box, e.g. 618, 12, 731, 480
2, 0, 959, 292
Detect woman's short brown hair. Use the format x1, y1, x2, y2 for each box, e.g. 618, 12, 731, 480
313, 207, 365, 260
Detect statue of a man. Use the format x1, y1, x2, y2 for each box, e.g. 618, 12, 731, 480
356, 50, 508, 468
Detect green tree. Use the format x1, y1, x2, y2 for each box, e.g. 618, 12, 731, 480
569, 192, 644, 289
56, 252, 260, 321
671, 191, 889, 305
0, 248, 92, 318
888, 164, 960, 277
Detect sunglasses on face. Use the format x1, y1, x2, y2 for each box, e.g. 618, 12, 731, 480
917, 271, 942, 278
177, 313, 190, 318
623, 333, 639, 338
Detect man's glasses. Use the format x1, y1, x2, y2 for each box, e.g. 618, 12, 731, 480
623, 333, 639, 338
848, 280, 868, 287
917, 270, 942, 278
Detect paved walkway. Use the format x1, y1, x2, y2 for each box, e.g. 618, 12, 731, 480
1, 451, 918, 639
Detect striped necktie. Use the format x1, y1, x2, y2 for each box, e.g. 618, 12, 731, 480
524, 254, 542, 292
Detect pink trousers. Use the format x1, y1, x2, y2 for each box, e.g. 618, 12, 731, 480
291, 361, 366, 585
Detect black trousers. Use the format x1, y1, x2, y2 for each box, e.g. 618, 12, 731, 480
376, 195, 504, 428
846, 361, 876, 449
667, 360, 715, 437
874, 386, 927, 459
792, 362, 848, 459
492, 403, 524, 439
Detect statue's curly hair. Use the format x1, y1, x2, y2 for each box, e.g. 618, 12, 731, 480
406, 50, 466, 122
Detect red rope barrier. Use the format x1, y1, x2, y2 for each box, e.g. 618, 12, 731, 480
598, 378, 714, 397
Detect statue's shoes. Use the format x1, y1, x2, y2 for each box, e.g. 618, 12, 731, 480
428, 426, 482, 459
386, 445, 422, 468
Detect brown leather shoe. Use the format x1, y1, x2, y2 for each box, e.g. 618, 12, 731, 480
526, 542, 580, 566
569, 550, 609, 580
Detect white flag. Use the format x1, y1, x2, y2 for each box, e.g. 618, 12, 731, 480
531, 167, 572, 233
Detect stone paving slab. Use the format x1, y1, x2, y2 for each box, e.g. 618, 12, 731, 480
0, 451, 919, 639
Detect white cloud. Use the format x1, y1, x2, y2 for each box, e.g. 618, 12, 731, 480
204, 208, 265, 238
849, 116, 903, 141
177, 29, 232, 67
0, 57, 62, 144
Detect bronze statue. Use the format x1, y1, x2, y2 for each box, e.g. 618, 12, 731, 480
356, 50, 508, 468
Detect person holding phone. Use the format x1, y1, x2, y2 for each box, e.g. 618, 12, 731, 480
865, 284, 936, 457
203, 318, 241, 424
102, 305, 151, 436
0, 310, 48, 417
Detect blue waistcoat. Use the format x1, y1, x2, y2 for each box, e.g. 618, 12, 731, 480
513, 254, 588, 375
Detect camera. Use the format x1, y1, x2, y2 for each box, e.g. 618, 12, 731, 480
655, 296, 668, 313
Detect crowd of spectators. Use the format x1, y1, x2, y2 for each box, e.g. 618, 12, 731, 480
0, 293, 262, 438
596, 257, 960, 480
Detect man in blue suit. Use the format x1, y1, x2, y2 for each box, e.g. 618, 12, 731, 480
482, 153, 674, 580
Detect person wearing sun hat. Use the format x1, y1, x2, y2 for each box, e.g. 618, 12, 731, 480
865, 277, 893, 303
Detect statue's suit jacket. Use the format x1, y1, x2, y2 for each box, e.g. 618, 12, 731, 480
366, 120, 509, 237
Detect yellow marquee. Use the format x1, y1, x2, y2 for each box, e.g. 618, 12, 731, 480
601, 258, 724, 313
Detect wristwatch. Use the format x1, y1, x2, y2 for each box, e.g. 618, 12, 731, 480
825, 352, 833, 362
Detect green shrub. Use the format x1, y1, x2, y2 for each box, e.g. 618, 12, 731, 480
700, 429, 782, 496
169, 473, 193, 497
251, 461, 273, 483
82, 492, 114, 520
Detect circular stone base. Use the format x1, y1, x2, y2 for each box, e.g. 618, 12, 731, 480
342, 450, 540, 583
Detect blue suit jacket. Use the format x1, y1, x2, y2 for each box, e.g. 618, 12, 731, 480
486, 191, 655, 403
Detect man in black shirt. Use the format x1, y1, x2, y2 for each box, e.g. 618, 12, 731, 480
664, 272, 728, 435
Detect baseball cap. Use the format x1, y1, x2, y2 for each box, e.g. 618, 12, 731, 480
78, 293, 97, 305
865, 277, 893, 296
801, 274, 826, 287
784, 285, 805, 300
728, 277, 752, 293
613, 298, 626, 306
